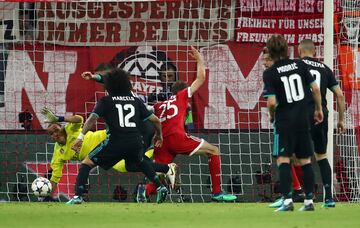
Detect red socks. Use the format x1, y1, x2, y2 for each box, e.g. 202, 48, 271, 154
208, 155, 221, 194
145, 183, 157, 197
291, 165, 301, 190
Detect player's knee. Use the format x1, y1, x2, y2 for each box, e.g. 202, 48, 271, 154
298, 157, 311, 166
82, 157, 95, 167
291, 157, 301, 166
277, 156, 290, 165
210, 145, 220, 156
314, 152, 327, 161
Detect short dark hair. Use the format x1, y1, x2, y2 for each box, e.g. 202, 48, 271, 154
171, 80, 188, 95
104, 68, 132, 95
266, 34, 288, 61
160, 61, 178, 80
160, 61, 177, 72
299, 39, 315, 52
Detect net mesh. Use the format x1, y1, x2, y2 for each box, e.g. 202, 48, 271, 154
0, 0, 359, 203
333, 0, 360, 202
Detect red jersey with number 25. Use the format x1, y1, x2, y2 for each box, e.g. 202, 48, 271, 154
153, 87, 191, 137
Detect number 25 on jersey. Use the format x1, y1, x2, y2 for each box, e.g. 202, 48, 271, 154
159, 99, 178, 122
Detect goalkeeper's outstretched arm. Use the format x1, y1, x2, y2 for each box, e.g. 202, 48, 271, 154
63, 115, 83, 123
41, 107, 83, 124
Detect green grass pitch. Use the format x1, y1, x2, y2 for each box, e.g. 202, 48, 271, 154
0, 202, 359, 228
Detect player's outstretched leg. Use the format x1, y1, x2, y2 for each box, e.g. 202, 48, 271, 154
66, 161, 94, 205
195, 141, 237, 202
210, 154, 237, 202
137, 158, 168, 203
156, 185, 169, 203
134, 163, 178, 203
166, 163, 179, 189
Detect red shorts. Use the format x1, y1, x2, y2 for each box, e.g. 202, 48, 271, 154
153, 133, 204, 164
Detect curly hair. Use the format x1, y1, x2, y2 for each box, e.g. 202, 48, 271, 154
266, 34, 288, 62
103, 68, 132, 95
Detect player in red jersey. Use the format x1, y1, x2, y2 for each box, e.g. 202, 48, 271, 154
145, 46, 237, 202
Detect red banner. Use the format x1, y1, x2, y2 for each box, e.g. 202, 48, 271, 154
0, 42, 272, 130
0, 0, 348, 130
35, 1, 234, 46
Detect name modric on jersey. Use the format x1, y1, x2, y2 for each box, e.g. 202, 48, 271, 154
276, 62, 298, 73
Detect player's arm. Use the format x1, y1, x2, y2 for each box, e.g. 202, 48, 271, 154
147, 114, 163, 148
266, 96, 276, 123
327, 68, 346, 133
332, 86, 346, 133
72, 97, 104, 152
146, 105, 154, 112
81, 71, 105, 83
41, 107, 83, 124
72, 113, 98, 153
189, 46, 206, 96
50, 181, 57, 193
49, 154, 64, 194
262, 71, 276, 123
137, 97, 162, 147
64, 115, 83, 123
310, 82, 323, 124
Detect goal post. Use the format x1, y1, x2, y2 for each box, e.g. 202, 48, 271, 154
324, 0, 334, 201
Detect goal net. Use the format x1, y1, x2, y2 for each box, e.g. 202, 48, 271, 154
333, 0, 360, 202
0, 0, 358, 203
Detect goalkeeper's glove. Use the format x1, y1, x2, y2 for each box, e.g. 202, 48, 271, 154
41, 107, 64, 123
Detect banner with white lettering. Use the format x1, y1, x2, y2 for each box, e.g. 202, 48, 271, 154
0, 42, 273, 130
36, 1, 234, 46
235, 0, 326, 44
0, 0, 350, 130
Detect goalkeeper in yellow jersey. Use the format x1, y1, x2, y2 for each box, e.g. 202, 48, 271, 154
41, 107, 177, 202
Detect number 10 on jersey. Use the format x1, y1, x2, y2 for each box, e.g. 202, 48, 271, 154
280, 74, 305, 103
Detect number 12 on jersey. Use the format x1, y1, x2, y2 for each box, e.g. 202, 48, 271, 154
115, 104, 136, 127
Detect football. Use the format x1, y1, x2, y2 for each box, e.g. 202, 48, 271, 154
31, 177, 52, 197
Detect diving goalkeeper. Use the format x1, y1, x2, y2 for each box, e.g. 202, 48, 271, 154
41, 107, 177, 200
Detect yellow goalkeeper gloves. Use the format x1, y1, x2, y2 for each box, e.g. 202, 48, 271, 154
41, 107, 63, 123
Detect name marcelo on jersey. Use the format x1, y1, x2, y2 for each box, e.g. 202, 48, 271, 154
111, 96, 135, 101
